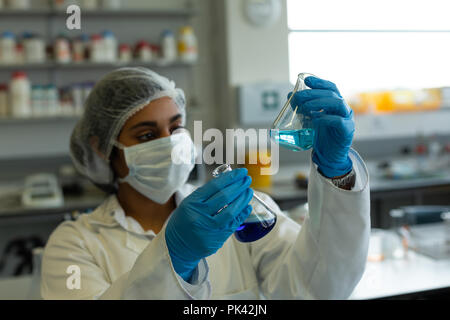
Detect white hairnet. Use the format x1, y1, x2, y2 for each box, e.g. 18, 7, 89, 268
70, 67, 186, 193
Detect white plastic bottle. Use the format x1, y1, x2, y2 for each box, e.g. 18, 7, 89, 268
178, 26, 198, 64
23, 32, 46, 64
102, 30, 117, 63
90, 34, 103, 62
7, 0, 30, 9
10, 71, 31, 118
0, 31, 17, 65
161, 30, 177, 64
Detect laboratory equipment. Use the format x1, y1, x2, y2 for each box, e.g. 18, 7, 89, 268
212, 164, 277, 242
270, 73, 317, 151
21, 174, 64, 208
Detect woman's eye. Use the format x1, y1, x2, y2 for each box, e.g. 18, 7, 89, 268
137, 132, 156, 141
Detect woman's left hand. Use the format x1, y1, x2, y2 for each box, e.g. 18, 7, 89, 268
290, 76, 355, 178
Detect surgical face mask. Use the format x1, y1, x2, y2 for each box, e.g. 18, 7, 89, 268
114, 130, 196, 204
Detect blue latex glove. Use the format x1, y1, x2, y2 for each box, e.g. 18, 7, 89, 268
290, 76, 355, 178
165, 168, 253, 282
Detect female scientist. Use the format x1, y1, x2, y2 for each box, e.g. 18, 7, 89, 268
41, 67, 370, 300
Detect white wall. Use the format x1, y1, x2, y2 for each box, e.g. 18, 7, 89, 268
212, 0, 290, 130
225, 0, 289, 86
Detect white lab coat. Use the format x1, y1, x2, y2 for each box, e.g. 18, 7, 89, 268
41, 149, 370, 300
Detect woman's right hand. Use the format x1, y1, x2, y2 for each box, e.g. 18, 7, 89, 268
165, 168, 253, 282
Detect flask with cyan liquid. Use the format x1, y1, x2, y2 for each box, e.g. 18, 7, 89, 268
270, 73, 317, 151
212, 164, 277, 242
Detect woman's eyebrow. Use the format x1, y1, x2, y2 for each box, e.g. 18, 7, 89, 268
129, 114, 181, 130
129, 121, 157, 130
170, 114, 182, 123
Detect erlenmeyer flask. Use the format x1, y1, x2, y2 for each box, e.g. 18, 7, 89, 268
212, 164, 277, 243
270, 73, 316, 151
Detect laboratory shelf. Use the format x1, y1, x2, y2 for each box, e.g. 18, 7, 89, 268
0, 61, 195, 71
0, 8, 197, 18
0, 115, 81, 124
0, 9, 53, 16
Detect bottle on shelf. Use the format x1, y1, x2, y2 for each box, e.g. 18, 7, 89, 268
45, 84, 60, 116
90, 34, 104, 63
118, 44, 132, 64
160, 30, 177, 65
135, 40, 152, 63
178, 26, 198, 64
0, 31, 17, 65
22, 32, 33, 63
31, 84, 44, 117
59, 86, 74, 116
54, 34, 71, 64
102, 30, 117, 63
10, 71, 31, 118
0, 84, 8, 117
72, 36, 86, 63
72, 83, 84, 115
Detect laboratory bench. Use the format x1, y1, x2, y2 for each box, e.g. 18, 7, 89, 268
350, 227, 450, 300
258, 161, 450, 229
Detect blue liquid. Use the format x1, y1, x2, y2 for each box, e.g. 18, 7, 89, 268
234, 216, 277, 242
270, 129, 314, 151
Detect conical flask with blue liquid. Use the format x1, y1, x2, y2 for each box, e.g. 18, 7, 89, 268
212, 164, 277, 243
270, 73, 317, 151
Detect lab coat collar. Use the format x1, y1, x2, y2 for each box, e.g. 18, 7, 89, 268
88, 183, 197, 236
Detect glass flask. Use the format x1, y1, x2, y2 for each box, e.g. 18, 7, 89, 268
212, 164, 277, 242
270, 72, 317, 151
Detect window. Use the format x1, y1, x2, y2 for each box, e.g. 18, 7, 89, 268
287, 0, 450, 98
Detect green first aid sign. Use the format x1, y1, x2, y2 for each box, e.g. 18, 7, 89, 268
238, 82, 292, 125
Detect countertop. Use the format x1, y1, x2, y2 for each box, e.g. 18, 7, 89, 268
350, 228, 450, 299
0, 181, 107, 218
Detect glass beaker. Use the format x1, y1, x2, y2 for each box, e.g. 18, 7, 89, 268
270, 72, 317, 151
212, 164, 277, 242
